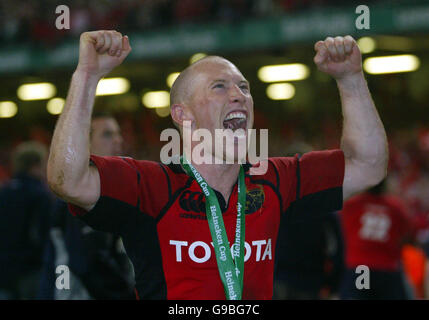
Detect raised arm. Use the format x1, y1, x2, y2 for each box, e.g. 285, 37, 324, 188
47, 30, 131, 211
313, 36, 388, 200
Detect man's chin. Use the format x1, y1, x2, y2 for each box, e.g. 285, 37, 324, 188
222, 145, 248, 164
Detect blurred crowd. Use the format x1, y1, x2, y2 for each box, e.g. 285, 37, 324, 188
0, 0, 381, 48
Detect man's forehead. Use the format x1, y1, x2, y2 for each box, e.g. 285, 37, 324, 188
92, 117, 119, 131
191, 58, 246, 81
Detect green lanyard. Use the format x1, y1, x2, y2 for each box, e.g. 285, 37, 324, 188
180, 156, 246, 300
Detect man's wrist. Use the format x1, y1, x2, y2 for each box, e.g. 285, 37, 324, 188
335, 71, 366, 90
73, 67, 102, 84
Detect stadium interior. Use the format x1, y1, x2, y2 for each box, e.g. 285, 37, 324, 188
1, 0, 429, 300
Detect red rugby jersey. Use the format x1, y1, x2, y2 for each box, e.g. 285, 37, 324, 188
69, 150, 344, 299
340, 193, 414, 271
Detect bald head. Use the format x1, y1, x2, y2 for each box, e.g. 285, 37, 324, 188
169, 55, 253, 136
170, 56, 241, 107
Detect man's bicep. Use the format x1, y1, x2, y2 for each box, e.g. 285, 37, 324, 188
343, 157, 371, 200
66, 165, 101, 212
67, 156, 142, 233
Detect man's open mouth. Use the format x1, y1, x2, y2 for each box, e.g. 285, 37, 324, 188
223, 111, 247, 131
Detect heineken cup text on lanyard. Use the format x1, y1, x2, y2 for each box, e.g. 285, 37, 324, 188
180, 156, 246, 300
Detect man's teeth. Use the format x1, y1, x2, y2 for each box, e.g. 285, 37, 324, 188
224, 112, 246, 121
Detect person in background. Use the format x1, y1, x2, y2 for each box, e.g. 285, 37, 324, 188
0, 141, 53, 299
401, 243, 427, 299
423, 239, 429, 299
339, 180, 415, 299
393, 129, 429, 299
38, 112, 135, 300
274, 210, 345, 299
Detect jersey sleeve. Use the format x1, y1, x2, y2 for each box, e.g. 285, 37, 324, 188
67, 155, 140, 233
271, 149, 345, 220
68, 155, 170, 233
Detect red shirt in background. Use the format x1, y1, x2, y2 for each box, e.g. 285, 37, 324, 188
341, 193, 414, 271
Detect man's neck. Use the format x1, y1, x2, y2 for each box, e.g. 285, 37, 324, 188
190, 160, 241, 203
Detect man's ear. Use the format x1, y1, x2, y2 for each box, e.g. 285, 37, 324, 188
171, 103, 193, 128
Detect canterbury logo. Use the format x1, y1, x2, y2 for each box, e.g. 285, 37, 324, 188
179, 191, 205, 213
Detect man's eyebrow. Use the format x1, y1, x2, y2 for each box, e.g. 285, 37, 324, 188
210, 79, 249, 85
210, 79, 226, 85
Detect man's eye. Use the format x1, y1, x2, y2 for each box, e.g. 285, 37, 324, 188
213, 83, 225, 89
240, 85, 249, 91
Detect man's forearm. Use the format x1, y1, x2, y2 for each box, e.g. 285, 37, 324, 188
47, 70, 99, 196
338, 72, 388, 183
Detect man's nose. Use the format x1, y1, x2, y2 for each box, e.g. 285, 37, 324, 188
115, 133, 123, 145
229, 84, 246, 104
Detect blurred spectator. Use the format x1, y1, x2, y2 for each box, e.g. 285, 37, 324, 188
0, 141, 53, 299
423, 240, 429, 299
401, 244, 427, 299
70, 0, 91, 36
38, 112, 135, 300
0, 165, 9, 188
395, 129, 429, 242
387, 128, 429, 299
274, 211, 345, 299
339, 180, 415, 300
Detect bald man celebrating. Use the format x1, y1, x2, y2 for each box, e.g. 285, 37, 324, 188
47, 31, 388, 300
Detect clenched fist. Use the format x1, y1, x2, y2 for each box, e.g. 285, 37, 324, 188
76, 30, 132, 79
314, 36, 362, 80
